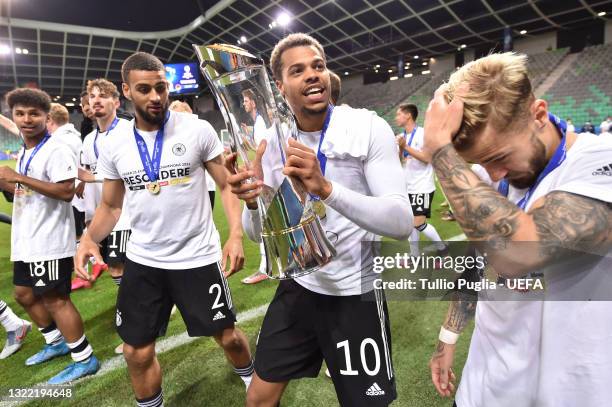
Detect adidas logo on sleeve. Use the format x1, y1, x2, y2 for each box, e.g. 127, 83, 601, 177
213, 311, 226, 321
593, 163, 612, 176
366, 382, 385, 396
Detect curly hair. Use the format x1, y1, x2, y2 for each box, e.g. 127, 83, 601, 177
6, 88, 51, 112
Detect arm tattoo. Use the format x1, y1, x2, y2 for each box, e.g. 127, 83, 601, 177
531, 191, 612, 258
443, 291, 477, 334
432, 144, 522, 247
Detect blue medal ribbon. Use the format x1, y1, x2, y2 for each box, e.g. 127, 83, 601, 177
94, 117, 120, 159
133, 111, 170, 184
315, 104, 334, 177
402, 126, 417, 158
19, 132, 51, 176
306, 104, 335, 204
498, 113, 568, 209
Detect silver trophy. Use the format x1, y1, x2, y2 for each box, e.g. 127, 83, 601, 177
194, 43, 336, 279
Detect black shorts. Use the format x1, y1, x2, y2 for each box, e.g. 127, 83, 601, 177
408, 191, 435, 217
72, 207, 85, 238
13, 257, 73, 296
255, 280, 396, 407
100, 229, 131, 266
116, 258, 237, 346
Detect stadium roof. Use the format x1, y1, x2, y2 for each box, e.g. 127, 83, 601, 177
0, 0, 610, 103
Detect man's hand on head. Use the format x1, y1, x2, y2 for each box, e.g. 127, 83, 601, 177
423, 83, 467, 157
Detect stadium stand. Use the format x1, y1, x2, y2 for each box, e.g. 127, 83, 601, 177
542, 43, 612, 127
0, 128, 21, 157
527, 48, 569, 90
340, 73, 430, 116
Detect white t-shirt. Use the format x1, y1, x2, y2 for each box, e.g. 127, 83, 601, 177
456, 134, 612, 407
52, 123, 85, 212
242, 106, 412, 295
97, 111, 224, 269
400, 127, 435, 193
11, 136, 77, 262
253, 114, 268, 146
81, 118, 132, 230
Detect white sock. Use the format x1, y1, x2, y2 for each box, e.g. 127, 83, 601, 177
39, 323, 63, 345
234, 360, 255, 389
420, 224, 446, 251
258, 242, 266, 273
409, 228, 420, 257
67, 335, 93, 362
0, 301, 24, 332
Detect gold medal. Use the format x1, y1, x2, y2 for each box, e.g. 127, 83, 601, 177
312, 200, 326, 219
147, 182, 161, 195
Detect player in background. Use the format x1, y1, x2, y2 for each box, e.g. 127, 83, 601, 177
0, 88, 99, 383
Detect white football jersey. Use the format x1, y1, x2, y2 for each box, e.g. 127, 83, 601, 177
11, 136, 77, 262
457, 134, 612, 407
400, 127, 435, 194
97, 111, 224, 269
81, 117, 132, 230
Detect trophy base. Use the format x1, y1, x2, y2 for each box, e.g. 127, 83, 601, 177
261, 214, 336, 280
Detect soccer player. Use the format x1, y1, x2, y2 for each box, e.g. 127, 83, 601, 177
46, 103, 86, 241
395, 103, 446, 257
227, 33, 412, 407
0, 88, 99, 383
80, 90, 95, 140
240, 88, 269, 285
425, 53, 612, 407
0, 300, 31, 359
75, 52, 253, 407
78, 79, 133, 291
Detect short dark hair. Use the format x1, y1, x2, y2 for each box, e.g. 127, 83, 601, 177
80, 89, 88, 98
329, 71, 341, 105
242, 88, 256, 101
6, 88, 51, 112
398, 103, 418, 120
270, 33, 325, 81
121, 52, 165, 83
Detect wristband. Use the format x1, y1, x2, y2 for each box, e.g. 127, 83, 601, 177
439, 326, 459, 345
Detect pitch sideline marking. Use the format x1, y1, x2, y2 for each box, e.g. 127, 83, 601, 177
4, 232, 467, 406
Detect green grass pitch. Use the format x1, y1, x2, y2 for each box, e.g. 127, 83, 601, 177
0, 159, 474, 406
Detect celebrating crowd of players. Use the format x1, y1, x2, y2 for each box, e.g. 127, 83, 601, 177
0, 32, 610, 407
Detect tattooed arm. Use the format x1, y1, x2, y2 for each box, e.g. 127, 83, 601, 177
423, 85, 612, 278
432, 144, 612, 277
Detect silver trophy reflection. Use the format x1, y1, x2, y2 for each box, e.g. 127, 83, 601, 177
194, 43, 336, 279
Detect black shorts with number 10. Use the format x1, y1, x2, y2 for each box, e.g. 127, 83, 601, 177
116, 258, 236, 346
255, 280, 396, 407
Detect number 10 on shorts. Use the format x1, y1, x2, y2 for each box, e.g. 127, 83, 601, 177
337, 338, 381, 376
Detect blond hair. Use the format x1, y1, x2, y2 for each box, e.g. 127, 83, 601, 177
49, 103, 69, 125
87, 78, 120, 99
446, 52, 533, 150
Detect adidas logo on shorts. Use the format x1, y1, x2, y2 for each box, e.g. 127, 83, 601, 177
213, 311, 225, 321
593, 163, 612, 176
365, 382, 385, 396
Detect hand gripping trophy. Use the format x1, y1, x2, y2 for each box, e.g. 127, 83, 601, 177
194, 44, 336, 279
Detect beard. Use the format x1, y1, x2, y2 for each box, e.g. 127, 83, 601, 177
508, 132, 548, 189
301, 104, 328, 116
135, 100, 169, 127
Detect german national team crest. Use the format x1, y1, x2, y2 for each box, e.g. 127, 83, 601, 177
172, 143, 186, 156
